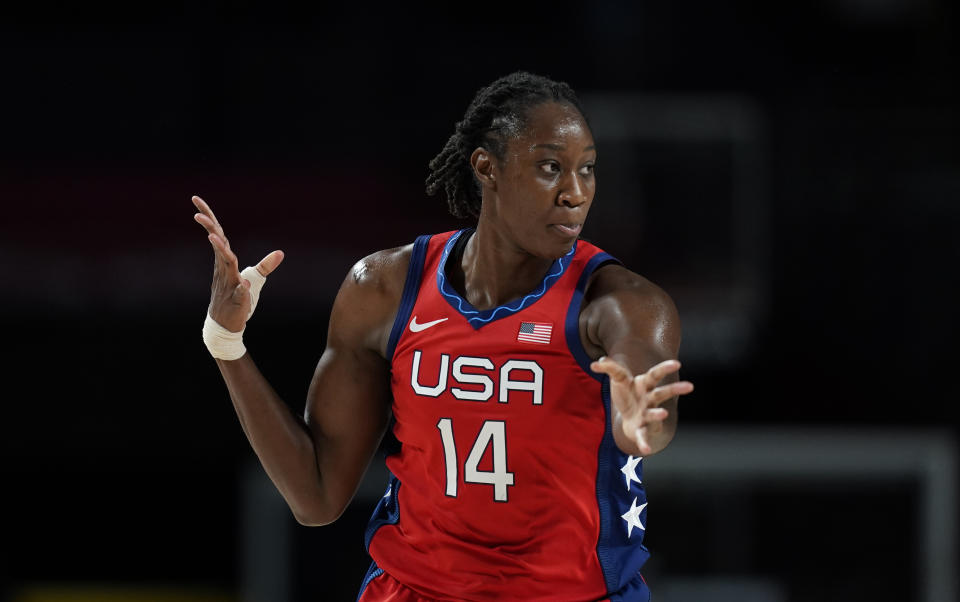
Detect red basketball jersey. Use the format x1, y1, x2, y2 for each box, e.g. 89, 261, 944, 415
362, 230, 651, 601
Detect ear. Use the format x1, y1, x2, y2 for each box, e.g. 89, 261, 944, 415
470, 147, 497, 191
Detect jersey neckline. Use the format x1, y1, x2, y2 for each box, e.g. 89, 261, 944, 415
435, 228, 578, 330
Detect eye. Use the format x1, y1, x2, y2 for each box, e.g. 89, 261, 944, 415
579, 163, 596, 176
539, 161, 561, 174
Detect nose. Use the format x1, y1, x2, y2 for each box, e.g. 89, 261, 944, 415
558, 171, 589, 208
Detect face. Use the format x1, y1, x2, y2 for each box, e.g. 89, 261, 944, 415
481, 101, 597, 259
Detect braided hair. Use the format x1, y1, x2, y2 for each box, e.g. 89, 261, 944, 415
425, 71, 587, 219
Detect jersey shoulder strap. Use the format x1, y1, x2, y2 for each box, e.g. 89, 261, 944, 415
385, 231, 458, 360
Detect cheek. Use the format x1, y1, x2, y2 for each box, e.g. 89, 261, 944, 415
504, 178, 549, 214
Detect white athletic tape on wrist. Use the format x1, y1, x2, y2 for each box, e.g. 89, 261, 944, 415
201, 266, 268, 360
203, 314, 247, 360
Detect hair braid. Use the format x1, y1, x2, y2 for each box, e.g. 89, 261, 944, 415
425, 71, 586, 219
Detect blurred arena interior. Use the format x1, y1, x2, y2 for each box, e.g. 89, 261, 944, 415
2, 1, 958, 601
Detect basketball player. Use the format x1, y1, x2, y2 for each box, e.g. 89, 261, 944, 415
193, 72, 693, 601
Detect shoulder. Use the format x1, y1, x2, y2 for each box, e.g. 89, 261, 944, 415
328, 243, 417, 357
580, 263, 681, 355
584, 264, 678, 318
344, 244, 413, 298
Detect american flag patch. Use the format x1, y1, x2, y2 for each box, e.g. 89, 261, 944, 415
517, 321, 552, 345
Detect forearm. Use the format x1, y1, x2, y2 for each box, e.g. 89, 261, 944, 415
192, 197, 393, 525
214, 353, 332, 523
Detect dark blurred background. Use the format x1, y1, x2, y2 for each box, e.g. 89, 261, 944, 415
2, 2, 958, 601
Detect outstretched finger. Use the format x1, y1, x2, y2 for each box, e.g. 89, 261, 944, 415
643, 381, 694, 406
192, 196, 228, 240
636, 359, 682, 392
255, 250, 285, 277
207, 232, 240, 276
634, 430, 654, 456
644, 407, 669, 423
590, 356, 634, 384
193, 212, 229, 246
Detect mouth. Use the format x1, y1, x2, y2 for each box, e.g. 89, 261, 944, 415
550, 223, 583, 237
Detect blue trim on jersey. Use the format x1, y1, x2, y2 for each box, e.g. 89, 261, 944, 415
564, 251, 618, 381
596, 376, 618, 592
563, 249, 652, 596
355, 560, 385, 602
363, 472, 402, 553
596, 376, 652, 595
609, 570, 652, 602
386, 234, 432, 361
437, 228, 577, 329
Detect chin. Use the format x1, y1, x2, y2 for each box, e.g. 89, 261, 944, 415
540, 224, 583, 258
541, 237, 578, 260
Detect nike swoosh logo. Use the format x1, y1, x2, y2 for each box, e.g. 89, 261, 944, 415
409, 315, 448, 332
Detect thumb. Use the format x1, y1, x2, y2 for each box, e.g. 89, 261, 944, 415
256, 250, 285, 277
231, 279, 251, 303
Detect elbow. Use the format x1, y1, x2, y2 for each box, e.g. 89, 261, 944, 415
292, 511, 331, 527
289, 499, 348, 527
278, 472, 354, 526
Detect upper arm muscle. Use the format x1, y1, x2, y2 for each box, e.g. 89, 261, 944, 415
300, 246, 409, 520
581, 265, 682, 377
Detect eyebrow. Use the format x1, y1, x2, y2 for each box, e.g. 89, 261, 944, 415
531, 143, 597, 152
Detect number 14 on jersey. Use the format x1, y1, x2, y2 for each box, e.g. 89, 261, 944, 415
436, 418, 515, 502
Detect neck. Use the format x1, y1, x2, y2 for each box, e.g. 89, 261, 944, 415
454, 222, 556, 311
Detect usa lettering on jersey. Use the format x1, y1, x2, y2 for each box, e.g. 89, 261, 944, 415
409, 350, 544, 405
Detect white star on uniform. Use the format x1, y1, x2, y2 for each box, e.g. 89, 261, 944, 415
621, 497, 647, 538
620, 455, 643, 490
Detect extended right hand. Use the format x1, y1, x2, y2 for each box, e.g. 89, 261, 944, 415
192, 195, 285, 333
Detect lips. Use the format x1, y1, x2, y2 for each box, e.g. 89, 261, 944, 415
551, 223, 583, 237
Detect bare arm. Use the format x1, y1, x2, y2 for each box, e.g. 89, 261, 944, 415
193, 196, 402, 526
580, 264, 694, 456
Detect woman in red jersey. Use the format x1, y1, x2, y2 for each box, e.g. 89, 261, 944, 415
193, 72, 693, 601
